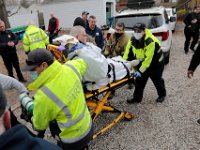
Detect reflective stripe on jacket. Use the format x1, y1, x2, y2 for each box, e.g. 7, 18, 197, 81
123, 28, 163, 73
27, 59, 92, 143
23, 25, 49, 53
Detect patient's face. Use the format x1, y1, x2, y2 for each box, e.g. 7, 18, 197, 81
78, 29, 87, 44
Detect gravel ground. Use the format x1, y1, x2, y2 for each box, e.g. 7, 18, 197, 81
1, 22, 200, 150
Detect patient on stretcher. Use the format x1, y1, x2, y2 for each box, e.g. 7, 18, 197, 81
53, 34, 140, 91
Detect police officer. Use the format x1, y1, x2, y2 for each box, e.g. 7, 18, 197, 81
187, 44, 200, 125
104, 22, 129, 57
22, 48, 93, 150
0, 21, 26, 82
183, 6, 200, 54
123, 23, 166, 103
23, 22, 49, 54
85, 15, 104, 49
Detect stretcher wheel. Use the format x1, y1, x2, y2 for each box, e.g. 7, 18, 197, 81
124, 112, 135, 121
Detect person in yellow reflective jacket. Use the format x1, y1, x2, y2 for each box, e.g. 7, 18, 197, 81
22, 48, 93, 150
23, 25, 49, 54
123, 23, 166, 103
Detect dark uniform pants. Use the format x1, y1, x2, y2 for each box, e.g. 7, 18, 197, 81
49, 31, 58, 44
184, 28, 199, 52
133, 63, 166, 102
1, 51, 24, 80
49, 120, 93, 150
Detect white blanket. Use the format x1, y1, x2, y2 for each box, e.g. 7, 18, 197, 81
85, 56, 135, 91
53, 35, 139, 91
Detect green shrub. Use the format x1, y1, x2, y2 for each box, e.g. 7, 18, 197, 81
177, 9, 189, 21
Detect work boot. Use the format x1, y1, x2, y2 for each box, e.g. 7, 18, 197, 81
19, 79, 27, 83
197, 118, 200, 125
126, 97, 141, 104
128, 83, 134, 89
156, 96, 166, 103
190, 48, 195, 52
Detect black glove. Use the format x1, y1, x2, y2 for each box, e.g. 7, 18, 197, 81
20, 105, 32, 123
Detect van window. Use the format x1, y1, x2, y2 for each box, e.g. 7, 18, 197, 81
112, 14, 163, 30
164, 10, 169, 24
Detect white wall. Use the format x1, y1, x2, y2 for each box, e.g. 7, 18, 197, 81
8, 13, 39, 28
42, 0, 115, 29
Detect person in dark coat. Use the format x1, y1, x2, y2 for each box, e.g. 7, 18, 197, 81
73, 11, 89, 28
48, 12, 59, 44
85, 15, 104, 49
187, 44, 200, 125
187, 43, 200, 78
0, 84, 61, 150
183, 6, 200, 54
0, 20, 26, 82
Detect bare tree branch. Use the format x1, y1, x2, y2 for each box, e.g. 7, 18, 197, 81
8, 5, 21, 17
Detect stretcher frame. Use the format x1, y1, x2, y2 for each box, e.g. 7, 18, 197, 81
47, 44, 136, 139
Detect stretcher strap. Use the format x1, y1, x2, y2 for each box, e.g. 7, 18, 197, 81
121, 62, 130, 80
109, 63, 116, 82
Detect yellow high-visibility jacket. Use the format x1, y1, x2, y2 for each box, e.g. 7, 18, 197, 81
27, 59, 92, 144
23, 25, 49, 53
123, 29, 163, 73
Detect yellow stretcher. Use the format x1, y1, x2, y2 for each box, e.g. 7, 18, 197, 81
47, 44, 136, 139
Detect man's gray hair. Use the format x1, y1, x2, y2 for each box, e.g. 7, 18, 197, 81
70, 26, 85, 36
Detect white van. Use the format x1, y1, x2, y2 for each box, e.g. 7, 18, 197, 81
166, 7, 177, 32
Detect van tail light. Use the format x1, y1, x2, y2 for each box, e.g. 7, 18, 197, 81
106, 33, 111, 41
153, 31, 169, 41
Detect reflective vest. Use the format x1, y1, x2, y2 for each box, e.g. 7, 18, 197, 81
23, 25, 49, 53
27, 59, 92, 144
123, 28, 163, 73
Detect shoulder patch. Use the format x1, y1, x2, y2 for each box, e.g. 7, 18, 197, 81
145, 38, 154, 46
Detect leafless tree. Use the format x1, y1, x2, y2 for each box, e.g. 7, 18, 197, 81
0, 0, 47, 28
0, 0, 10, 28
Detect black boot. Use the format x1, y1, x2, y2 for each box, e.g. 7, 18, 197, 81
156, 95, 166, 103
127, 97, 141, 104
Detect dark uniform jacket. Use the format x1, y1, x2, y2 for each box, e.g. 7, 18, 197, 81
184, 12, 199, 32
0, 30, 18, 55
0, 124, 61, 150
85, 25, 104, 49
48, 17, 59, 33
73, 17, 86, 28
